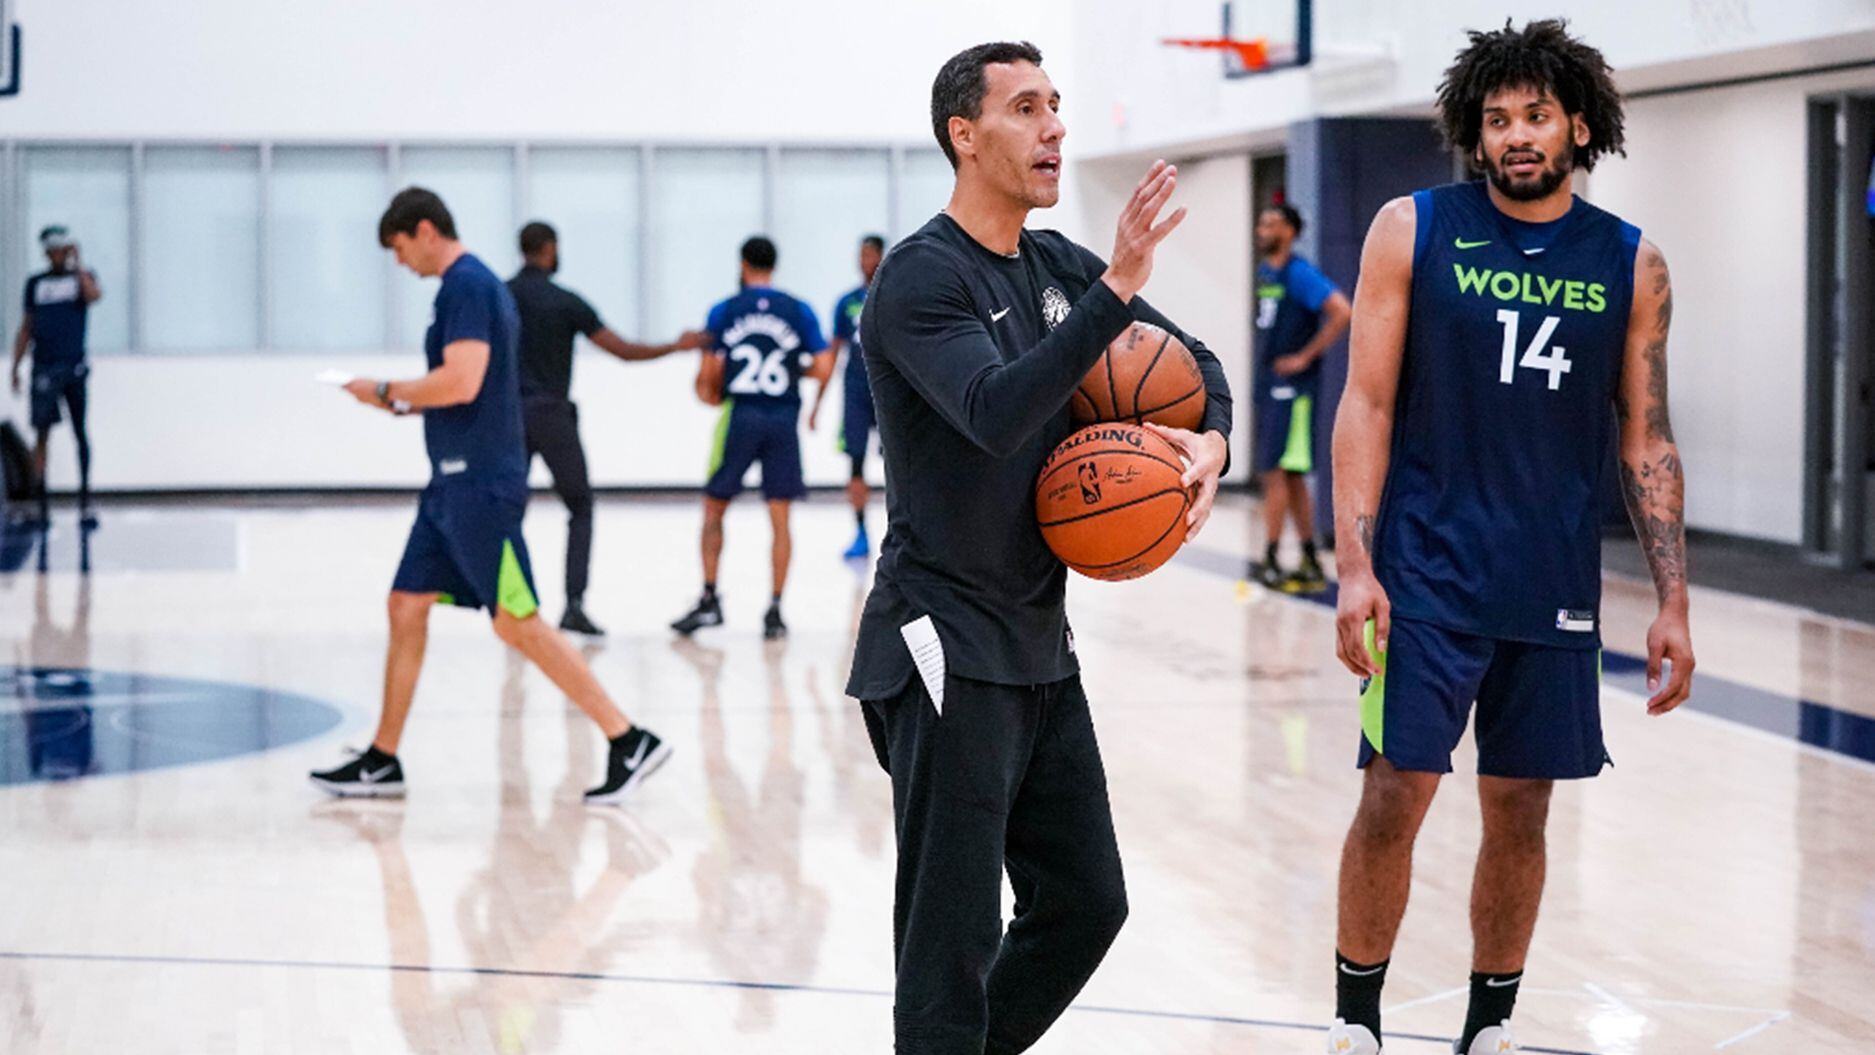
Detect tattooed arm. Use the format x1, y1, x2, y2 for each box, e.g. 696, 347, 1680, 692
1331, 197, 1414, 677
1616, 239, 1695, 714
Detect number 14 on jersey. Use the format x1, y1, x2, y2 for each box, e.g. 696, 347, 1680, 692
1496, 309, 1573, 390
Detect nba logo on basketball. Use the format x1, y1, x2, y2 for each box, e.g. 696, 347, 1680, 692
1077, 461, 1101, 504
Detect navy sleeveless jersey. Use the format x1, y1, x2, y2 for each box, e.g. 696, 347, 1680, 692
705, 286, 826, 409
1376, 182, 1641, 650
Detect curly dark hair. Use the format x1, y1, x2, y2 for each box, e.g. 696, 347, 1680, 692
1435, 19, 1625, 173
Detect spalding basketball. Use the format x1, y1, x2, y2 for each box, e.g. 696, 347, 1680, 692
1071, 321, 1206, 430
1036, 423, 1191, 582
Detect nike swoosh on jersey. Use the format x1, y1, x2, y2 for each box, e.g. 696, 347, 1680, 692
990, 307, 1012, 322
1454, 238, 1491, 249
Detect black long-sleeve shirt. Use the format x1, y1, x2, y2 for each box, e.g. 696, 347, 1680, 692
845, 213, 1233, 698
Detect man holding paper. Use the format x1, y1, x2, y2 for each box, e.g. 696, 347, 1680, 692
307, 187, 669, 805
846, 43, 1232, 1054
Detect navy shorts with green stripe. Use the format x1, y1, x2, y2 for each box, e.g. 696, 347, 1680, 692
1252, 388, 1314, 474
393, 481, 539, 619
705, 401, 806, 501
1356, 615, 1610, 779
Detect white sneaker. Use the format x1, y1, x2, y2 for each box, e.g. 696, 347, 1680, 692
1326, 1018, 1382, 1054
1458, 1021, 1519, 1054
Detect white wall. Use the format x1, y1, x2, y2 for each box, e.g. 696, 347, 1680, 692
2, 0, 1078, 492
1590, 66, 1875, 543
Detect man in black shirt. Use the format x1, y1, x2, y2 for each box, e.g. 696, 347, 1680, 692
849, 42, 1232, 1055
508, 222, 708, 636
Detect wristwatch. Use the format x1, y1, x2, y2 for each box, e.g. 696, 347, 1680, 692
376, 381, 391, 406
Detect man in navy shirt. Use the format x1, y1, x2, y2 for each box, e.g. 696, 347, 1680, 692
1250, 203, 1349, 591
670, 236, 833, 641
808, 233, 885, 558
310, 187, 669, 805
10, 225, 103, 528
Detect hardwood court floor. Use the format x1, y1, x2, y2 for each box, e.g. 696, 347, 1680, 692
1, 495, 1871, 1053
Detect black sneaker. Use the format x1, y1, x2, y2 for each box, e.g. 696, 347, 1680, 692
670, 594, 723, 636
585, 727, 673, 804
309, 746, 405, 798
1287, 560, 1329, 594
560, 601, 605, 637
763, 602, 788, 640
1253, 561, 1287, 589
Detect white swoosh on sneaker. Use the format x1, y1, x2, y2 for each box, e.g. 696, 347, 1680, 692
626, 738, 650, 770
361, 765, 394, 783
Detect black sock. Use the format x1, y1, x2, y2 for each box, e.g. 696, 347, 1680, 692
364, 744, 397, 763
1264, 541, 1280, 567
1301, 539, 1320, 566
1335, 951, 1389, 1039
855, 508, 866, 528
1459, 970, 1522, 1050
701, 583, 717, 602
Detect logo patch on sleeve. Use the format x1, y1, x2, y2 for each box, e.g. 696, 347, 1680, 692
1555, 609, 1596, 633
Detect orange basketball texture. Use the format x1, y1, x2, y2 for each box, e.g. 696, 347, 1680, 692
1035, 424, 1192, 582
1070, 321, 1206, 431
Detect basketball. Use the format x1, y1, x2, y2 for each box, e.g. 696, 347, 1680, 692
1035, 423, 1192, 581
1070, 321, 1207, 430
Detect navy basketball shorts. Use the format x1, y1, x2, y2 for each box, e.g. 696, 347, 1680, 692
840, 386, 876, 478
1355, 615, 1610, 779
30, 368, 88, 430
1252, 387, 1314, 475
392, 480, 540, 619
705, 401, 806, 502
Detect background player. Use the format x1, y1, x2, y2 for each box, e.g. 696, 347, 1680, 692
310, 188, 669, 804
849, 42, 1232, 1054
1326, 22, 1694, 1055
10, 226, 102, 529
808, 233, 885, 559
670, 236, 832, 640
1250, 203, 1348, 592
508, 220, 710, 638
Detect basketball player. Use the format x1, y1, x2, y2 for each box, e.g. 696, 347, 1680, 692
1325, 22, 1694, 1054
670, 236, 832, 640
1250, 203, 1348, 592
850, 42, 1232, 1054
807, 233, 886, 559
310, 188, 669, 804
9, 226, 102, 529
508, 220, 710, 637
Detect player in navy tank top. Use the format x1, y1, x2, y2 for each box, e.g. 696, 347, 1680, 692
1322, 23, 1695, 1055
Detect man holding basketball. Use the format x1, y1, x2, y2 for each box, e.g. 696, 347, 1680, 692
848, 41, 1232, 1054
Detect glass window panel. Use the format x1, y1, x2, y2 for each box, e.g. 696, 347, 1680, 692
19, 146, 132, 353
647, 148, 765, 336
525, 147, 641, 339
395, 147, 517, 348
142, 146, 262, 351
774, 148, 890, 338
898, 150, 954, 238
270, 146, 389, 350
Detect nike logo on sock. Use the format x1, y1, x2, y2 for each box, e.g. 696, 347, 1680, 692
1484, 975, 1523, 988
1339, 962, 1386, 977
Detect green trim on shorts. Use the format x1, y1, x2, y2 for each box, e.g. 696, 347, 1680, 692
1359, 619, 1387, 754
707, 399, 735, 477
497, 540, 538, 620
435, 593, 456, 607
1279, 394, 1313, 473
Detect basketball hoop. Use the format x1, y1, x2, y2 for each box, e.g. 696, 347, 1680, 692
1162, 35, 1273, 73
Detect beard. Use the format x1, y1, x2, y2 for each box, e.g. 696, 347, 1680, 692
1482, 143, 1573, 202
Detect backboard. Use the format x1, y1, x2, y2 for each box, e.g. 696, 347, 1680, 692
1162, 0, 1311, 79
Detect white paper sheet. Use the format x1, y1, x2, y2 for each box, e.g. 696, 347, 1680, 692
314, 369, 355, 386
899, 615, 946, 717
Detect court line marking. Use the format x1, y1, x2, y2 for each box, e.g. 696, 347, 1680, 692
0, 949, 1599, 1054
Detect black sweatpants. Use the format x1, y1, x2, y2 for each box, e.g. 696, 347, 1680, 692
522, 397, 595, 605
861, 673, 1128, 1054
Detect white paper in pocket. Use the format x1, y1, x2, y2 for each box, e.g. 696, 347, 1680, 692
899, 615, 946, 717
